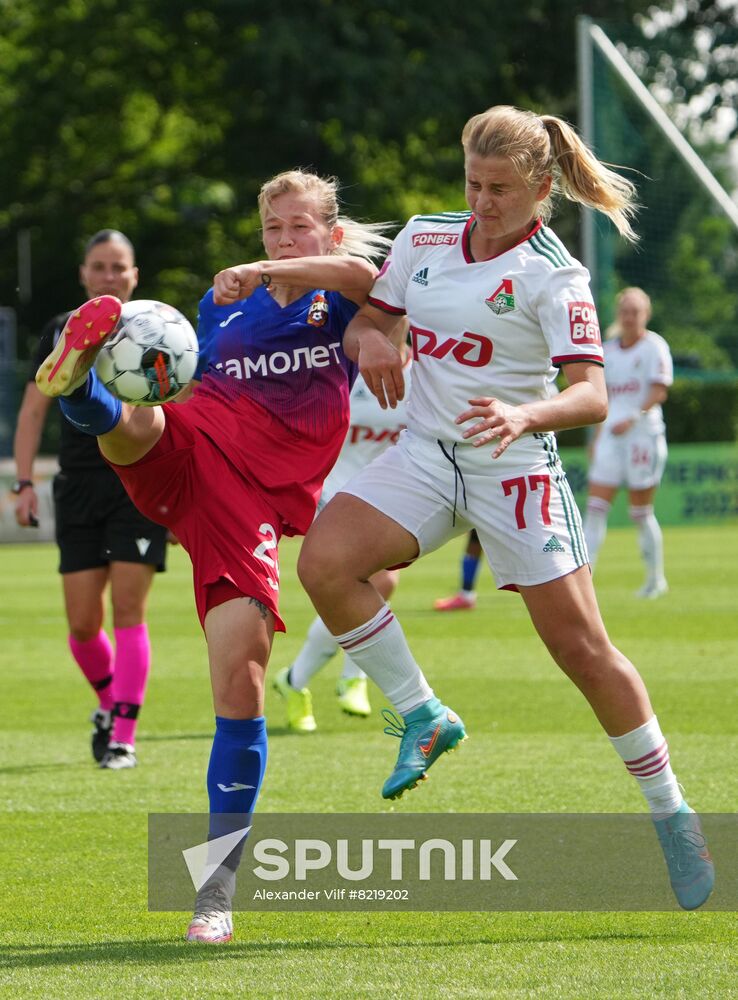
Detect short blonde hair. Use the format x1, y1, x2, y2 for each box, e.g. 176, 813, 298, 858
258, 169, 393, 260
461, 105, 638, 241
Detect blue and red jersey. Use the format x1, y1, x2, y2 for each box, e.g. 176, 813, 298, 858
187, 285, 359, 534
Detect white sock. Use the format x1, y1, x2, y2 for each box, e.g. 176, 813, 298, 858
340, 655, 366, 681
609, 715, 682, 816
629, 504, 665, 586
583, 497, 610, 569
333, 604, 433, 715
289, 616, 338, 690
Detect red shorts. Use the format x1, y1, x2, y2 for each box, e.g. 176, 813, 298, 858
109, 405, 286, 632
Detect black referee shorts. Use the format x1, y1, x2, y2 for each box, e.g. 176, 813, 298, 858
53, 467, 168, 575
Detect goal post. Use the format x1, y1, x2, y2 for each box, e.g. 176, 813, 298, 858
576, 15, 738, 372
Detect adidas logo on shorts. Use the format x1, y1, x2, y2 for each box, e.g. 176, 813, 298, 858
542, 535, 566, 553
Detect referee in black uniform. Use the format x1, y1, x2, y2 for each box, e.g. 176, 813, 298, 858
13, 230, 167, 770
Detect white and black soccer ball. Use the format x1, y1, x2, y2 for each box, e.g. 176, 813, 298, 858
95, 299, 199, 406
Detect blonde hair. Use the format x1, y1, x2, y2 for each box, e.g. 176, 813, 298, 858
606, 287, 652, 339
258, 169, 393, 261
616, 286, 652, 317
461, 105, 638, 242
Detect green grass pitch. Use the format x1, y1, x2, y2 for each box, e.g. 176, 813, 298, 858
0, 524, 736, 998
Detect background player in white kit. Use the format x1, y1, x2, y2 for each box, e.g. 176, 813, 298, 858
274, 337, 411, 731
583, 287, 673, 598
299, 105, 713, 912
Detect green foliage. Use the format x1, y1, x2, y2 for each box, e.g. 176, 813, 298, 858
663, 375, 738, 444
0, 0, 234, 330
591, 13, 738, 373
557, 371, 738, 447
635, 0, 738, 141
1, 0, 652, 360
659, 214, 738, 369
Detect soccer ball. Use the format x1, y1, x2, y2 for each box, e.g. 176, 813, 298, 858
95, 299, 199, 406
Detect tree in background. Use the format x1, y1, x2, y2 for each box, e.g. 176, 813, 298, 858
588, 5, 738, 369
634, 0, 738, 368
0, 0, 651, 355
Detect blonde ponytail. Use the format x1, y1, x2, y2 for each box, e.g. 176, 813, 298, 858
540, 116, 638, 241
462, 106, 638, 242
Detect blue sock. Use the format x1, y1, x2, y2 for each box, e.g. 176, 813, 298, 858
461, 554, 480, 592
207, 716, 268, 871
58, 370, 122, 436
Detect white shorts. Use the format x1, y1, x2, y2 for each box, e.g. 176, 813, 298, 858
588, 427, 667, 491
339, 430, 589, 590
317, 482, 338, 514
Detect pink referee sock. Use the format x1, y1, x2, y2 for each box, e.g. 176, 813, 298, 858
111, 623, 151, 747
68, 630, 114, 711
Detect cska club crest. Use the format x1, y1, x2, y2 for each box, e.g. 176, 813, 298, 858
307, 292, 329, 327
486, 278, 515, 315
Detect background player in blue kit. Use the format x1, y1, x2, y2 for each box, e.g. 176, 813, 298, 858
35, 169, 396, 943
14, 230, 167, 770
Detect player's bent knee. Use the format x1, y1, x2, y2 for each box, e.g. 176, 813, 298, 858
296, 544, 341, 595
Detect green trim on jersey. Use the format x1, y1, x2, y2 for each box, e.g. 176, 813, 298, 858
538, 228, 576, 266
529, 228, 576, 269
536, 433, 587, 567
414, 211, 472, 224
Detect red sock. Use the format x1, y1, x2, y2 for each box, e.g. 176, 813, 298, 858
68, 631, 114, 710
112, 624, 151, 747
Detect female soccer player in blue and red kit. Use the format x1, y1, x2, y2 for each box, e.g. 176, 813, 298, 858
35, 170, 394, 942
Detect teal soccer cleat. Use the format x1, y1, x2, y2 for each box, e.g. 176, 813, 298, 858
381, 697, 466, 800
653, 802, 714, 910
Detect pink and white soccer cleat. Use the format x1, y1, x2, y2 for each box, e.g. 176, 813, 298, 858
185, 870, 235, 944
433, 592, 477, 612
35, 295, 122, 397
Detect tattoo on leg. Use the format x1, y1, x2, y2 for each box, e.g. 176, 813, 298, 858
248, 597, 269, 620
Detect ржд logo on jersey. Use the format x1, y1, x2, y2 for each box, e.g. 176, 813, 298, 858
568, 302, 601, 345
486, 279, 515, 315
411, 325, 492, 368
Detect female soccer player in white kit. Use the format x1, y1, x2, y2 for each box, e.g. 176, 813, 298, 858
584, 287, 673, 597
274, 344, 411, 731
298, 105, 713, 911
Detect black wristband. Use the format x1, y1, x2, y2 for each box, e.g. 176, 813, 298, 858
261, 273, 272, 287
11, 479, 34, 494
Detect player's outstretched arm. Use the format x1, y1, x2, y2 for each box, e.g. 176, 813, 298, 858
213, 257, 377, 305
